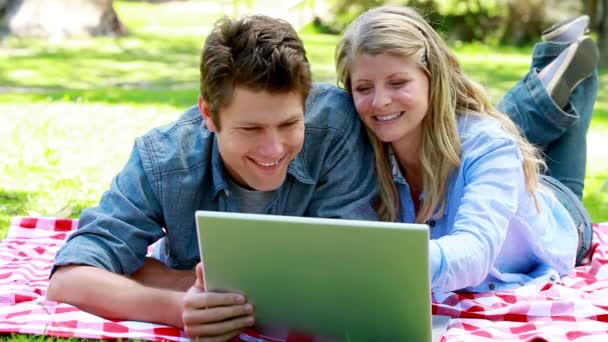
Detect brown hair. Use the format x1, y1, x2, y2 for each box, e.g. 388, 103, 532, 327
200, 15, 312, 129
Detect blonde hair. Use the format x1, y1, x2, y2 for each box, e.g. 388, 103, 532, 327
335, 6, 545, 223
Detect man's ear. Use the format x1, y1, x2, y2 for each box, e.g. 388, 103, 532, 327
198, 96, 218, 132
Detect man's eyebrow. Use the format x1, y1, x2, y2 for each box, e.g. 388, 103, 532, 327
237, 114, 303, 127
279, 114, 304, 124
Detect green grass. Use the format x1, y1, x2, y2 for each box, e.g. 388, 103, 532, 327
1, 1, 607, 236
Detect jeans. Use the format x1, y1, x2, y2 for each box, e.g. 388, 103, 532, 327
497, 41, 599, 200
540, 175, 593, 265
496, 41, 598, 265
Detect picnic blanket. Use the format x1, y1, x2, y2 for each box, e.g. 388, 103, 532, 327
1, 217, 608, 342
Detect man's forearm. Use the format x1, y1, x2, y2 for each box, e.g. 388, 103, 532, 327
47, 265, 185, 328
132, 257, 197, 292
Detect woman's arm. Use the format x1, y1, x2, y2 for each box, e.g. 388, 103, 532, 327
431, 138, 523, 292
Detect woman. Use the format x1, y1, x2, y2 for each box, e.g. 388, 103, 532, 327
335, 6, 599, 293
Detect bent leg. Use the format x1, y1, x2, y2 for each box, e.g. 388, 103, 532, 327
496, 42, 598, 199
544, 70, 597, 199
497, 42, 581, 147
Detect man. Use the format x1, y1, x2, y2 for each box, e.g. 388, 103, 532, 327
46, 15, 377, 341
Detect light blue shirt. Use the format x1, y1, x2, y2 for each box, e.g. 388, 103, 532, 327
392, 114, 578, 293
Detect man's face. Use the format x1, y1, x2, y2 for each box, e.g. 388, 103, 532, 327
199, 87, 305, 191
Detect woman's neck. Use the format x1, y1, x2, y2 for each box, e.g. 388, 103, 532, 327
391, 134, 422, 180
391, 136, 423, 204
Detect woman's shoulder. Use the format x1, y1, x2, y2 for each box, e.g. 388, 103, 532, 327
456, 113, 521, 159
457, 113, 518, 141
457, 113, 509, 137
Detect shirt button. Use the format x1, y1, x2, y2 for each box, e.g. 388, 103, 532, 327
428, 220, 436, 227
549, 275, 557, 282
489, 283, 495, 291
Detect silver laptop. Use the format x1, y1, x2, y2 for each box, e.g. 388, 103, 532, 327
195, 211, 441, 341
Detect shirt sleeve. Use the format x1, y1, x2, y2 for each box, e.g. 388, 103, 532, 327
430, 138, 523, 292
304, 111, 378, 221
52, 145, 165, 276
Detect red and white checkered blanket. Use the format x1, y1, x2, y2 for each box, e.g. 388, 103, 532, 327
1, 217, 608, 341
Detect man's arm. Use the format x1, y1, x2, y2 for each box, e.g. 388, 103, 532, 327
47, 141, 254, 337
47, 144, 188, 325
131, 257, 197, 292
47, 264, 185, 328
47, 262, 255, 337
305, 89, 379, 220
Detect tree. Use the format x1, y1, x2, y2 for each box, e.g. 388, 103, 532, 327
500, 0, 547, 45
601, 0, 608, 67
588, 0, 608, 67
1, 0, 126, 39
439, 0, 504, 43
582, 0, 607, 67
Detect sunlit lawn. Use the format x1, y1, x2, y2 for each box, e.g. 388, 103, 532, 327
1, 1, 607, 239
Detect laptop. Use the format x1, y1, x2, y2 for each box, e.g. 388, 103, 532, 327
195, 211, 447, 341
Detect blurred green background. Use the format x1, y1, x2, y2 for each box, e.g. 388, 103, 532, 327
0, 0, 607, 240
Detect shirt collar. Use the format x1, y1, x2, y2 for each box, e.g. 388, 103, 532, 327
388, 146, 429, 202
388, 146, 408, 185
210, 135, 228, 198
287, 151, 315, 185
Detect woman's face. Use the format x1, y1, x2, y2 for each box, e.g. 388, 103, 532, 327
350, 53, 430, 146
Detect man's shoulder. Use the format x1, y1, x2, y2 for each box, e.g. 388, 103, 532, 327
135, 105, 213, 175
143, 105, 205, 140
304, 83, 359, 133
291, 84, 371, 181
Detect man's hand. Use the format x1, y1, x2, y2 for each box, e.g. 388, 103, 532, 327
181, 263, 255, 340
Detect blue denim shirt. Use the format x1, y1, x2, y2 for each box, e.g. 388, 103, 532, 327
53, 84, 378, 275
392, 114, 578, 293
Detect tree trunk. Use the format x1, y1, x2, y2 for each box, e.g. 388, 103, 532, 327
2, 0, 126, 39
599, 0, 608, 67
584, 0, 598, 28
500, 0, 547, 45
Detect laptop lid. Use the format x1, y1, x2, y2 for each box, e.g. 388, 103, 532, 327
196, 211, 432, 341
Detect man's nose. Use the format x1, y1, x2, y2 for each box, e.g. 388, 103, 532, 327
258, 130, 284, 159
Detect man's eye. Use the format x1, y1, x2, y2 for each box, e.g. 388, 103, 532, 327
280, 121, 298, 128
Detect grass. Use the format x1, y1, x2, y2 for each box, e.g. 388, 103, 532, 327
0, 2, 606, 232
